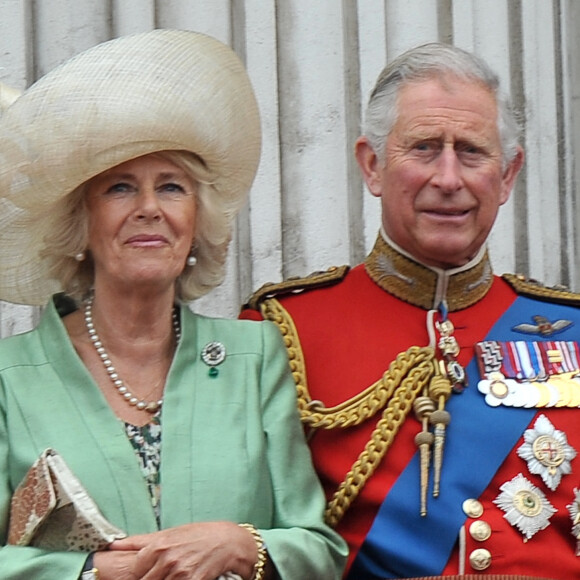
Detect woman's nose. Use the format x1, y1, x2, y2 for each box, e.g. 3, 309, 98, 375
134, 187, 162, 220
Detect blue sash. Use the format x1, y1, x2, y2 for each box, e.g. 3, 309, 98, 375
348, 296, 580, 579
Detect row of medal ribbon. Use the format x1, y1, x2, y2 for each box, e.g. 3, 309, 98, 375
475, 340, 580, 408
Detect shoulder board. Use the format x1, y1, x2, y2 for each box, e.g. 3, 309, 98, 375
244, 265, 350, 310
502, 273, 580, 307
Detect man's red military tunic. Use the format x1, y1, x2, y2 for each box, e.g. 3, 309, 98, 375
241, 234, 580, 579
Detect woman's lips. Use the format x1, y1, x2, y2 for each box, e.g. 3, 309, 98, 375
125, 234, 169, 246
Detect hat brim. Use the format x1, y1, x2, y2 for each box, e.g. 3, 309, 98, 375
0, 29, 261, 305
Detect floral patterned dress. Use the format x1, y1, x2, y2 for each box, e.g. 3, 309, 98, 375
124, 414, 162, 528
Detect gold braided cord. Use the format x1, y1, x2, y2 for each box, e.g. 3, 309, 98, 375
325, 348, 434, 526
260, 297, 314, 414
260, 297, 431, 429
260, 297, 436, 527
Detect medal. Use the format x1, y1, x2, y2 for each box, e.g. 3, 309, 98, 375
476, 340, 580, 408
517, 414, 576, 490
567, 488, 580, 555
494, 473, 556, 541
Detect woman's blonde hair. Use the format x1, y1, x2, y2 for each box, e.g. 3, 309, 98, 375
41, 150, 235, 303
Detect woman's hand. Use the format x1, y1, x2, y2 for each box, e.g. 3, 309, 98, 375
92, 549, 139, 580
108, 521, 259, 580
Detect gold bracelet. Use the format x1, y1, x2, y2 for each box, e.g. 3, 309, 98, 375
239, 523, 267, 580
80, 568, 99, 580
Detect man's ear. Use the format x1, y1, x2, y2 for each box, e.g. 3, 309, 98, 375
499, 145, 525, 205
354, 136, 383, 198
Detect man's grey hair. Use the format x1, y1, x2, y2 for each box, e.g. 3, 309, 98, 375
363, 42, 521, 168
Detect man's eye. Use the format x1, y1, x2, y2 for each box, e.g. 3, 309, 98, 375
413, 141, 440, 153
457, 142, 484, 155
457, 145, 486, 163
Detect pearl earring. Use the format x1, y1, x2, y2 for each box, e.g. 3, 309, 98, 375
186, 254, 197, 267
74, 251, 86, 262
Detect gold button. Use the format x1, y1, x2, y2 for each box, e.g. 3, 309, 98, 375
469, 519, 492, 542
469, 548, 492, 571
462, 498, 484, 518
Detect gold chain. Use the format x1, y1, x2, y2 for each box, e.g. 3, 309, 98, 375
260, 298, 435, 526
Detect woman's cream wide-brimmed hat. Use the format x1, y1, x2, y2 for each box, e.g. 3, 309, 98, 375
0, 29, 261, 305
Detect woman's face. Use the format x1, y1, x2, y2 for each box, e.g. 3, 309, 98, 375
85, 153, 197, 293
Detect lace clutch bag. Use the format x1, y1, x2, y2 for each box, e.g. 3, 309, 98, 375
10, 448, 249, 578
8, 448, 127, 551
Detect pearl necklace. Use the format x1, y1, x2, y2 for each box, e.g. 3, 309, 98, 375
84, 298, 181, 413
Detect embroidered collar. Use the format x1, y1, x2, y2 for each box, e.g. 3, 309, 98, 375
364, 231, 493, 311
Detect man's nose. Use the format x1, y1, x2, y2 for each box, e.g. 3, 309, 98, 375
432, 147, 463, 193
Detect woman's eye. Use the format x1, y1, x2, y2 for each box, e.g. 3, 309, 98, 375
159, 182, 192, 197
107, 182, 132, 194
162, 183, 184, 192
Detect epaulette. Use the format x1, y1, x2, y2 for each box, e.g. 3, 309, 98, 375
244, 265, 350, 311
502, 273, 580, 307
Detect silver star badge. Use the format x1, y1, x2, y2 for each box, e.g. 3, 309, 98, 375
567, 488, 580, 555
517, 414, 576, 490
494, 473, 556, 541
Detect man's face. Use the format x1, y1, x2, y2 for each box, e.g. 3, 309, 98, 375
356, 76, 523, 269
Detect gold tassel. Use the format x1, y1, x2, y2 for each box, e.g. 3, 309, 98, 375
429, 361, 452, 497
414, 394, 435, 516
